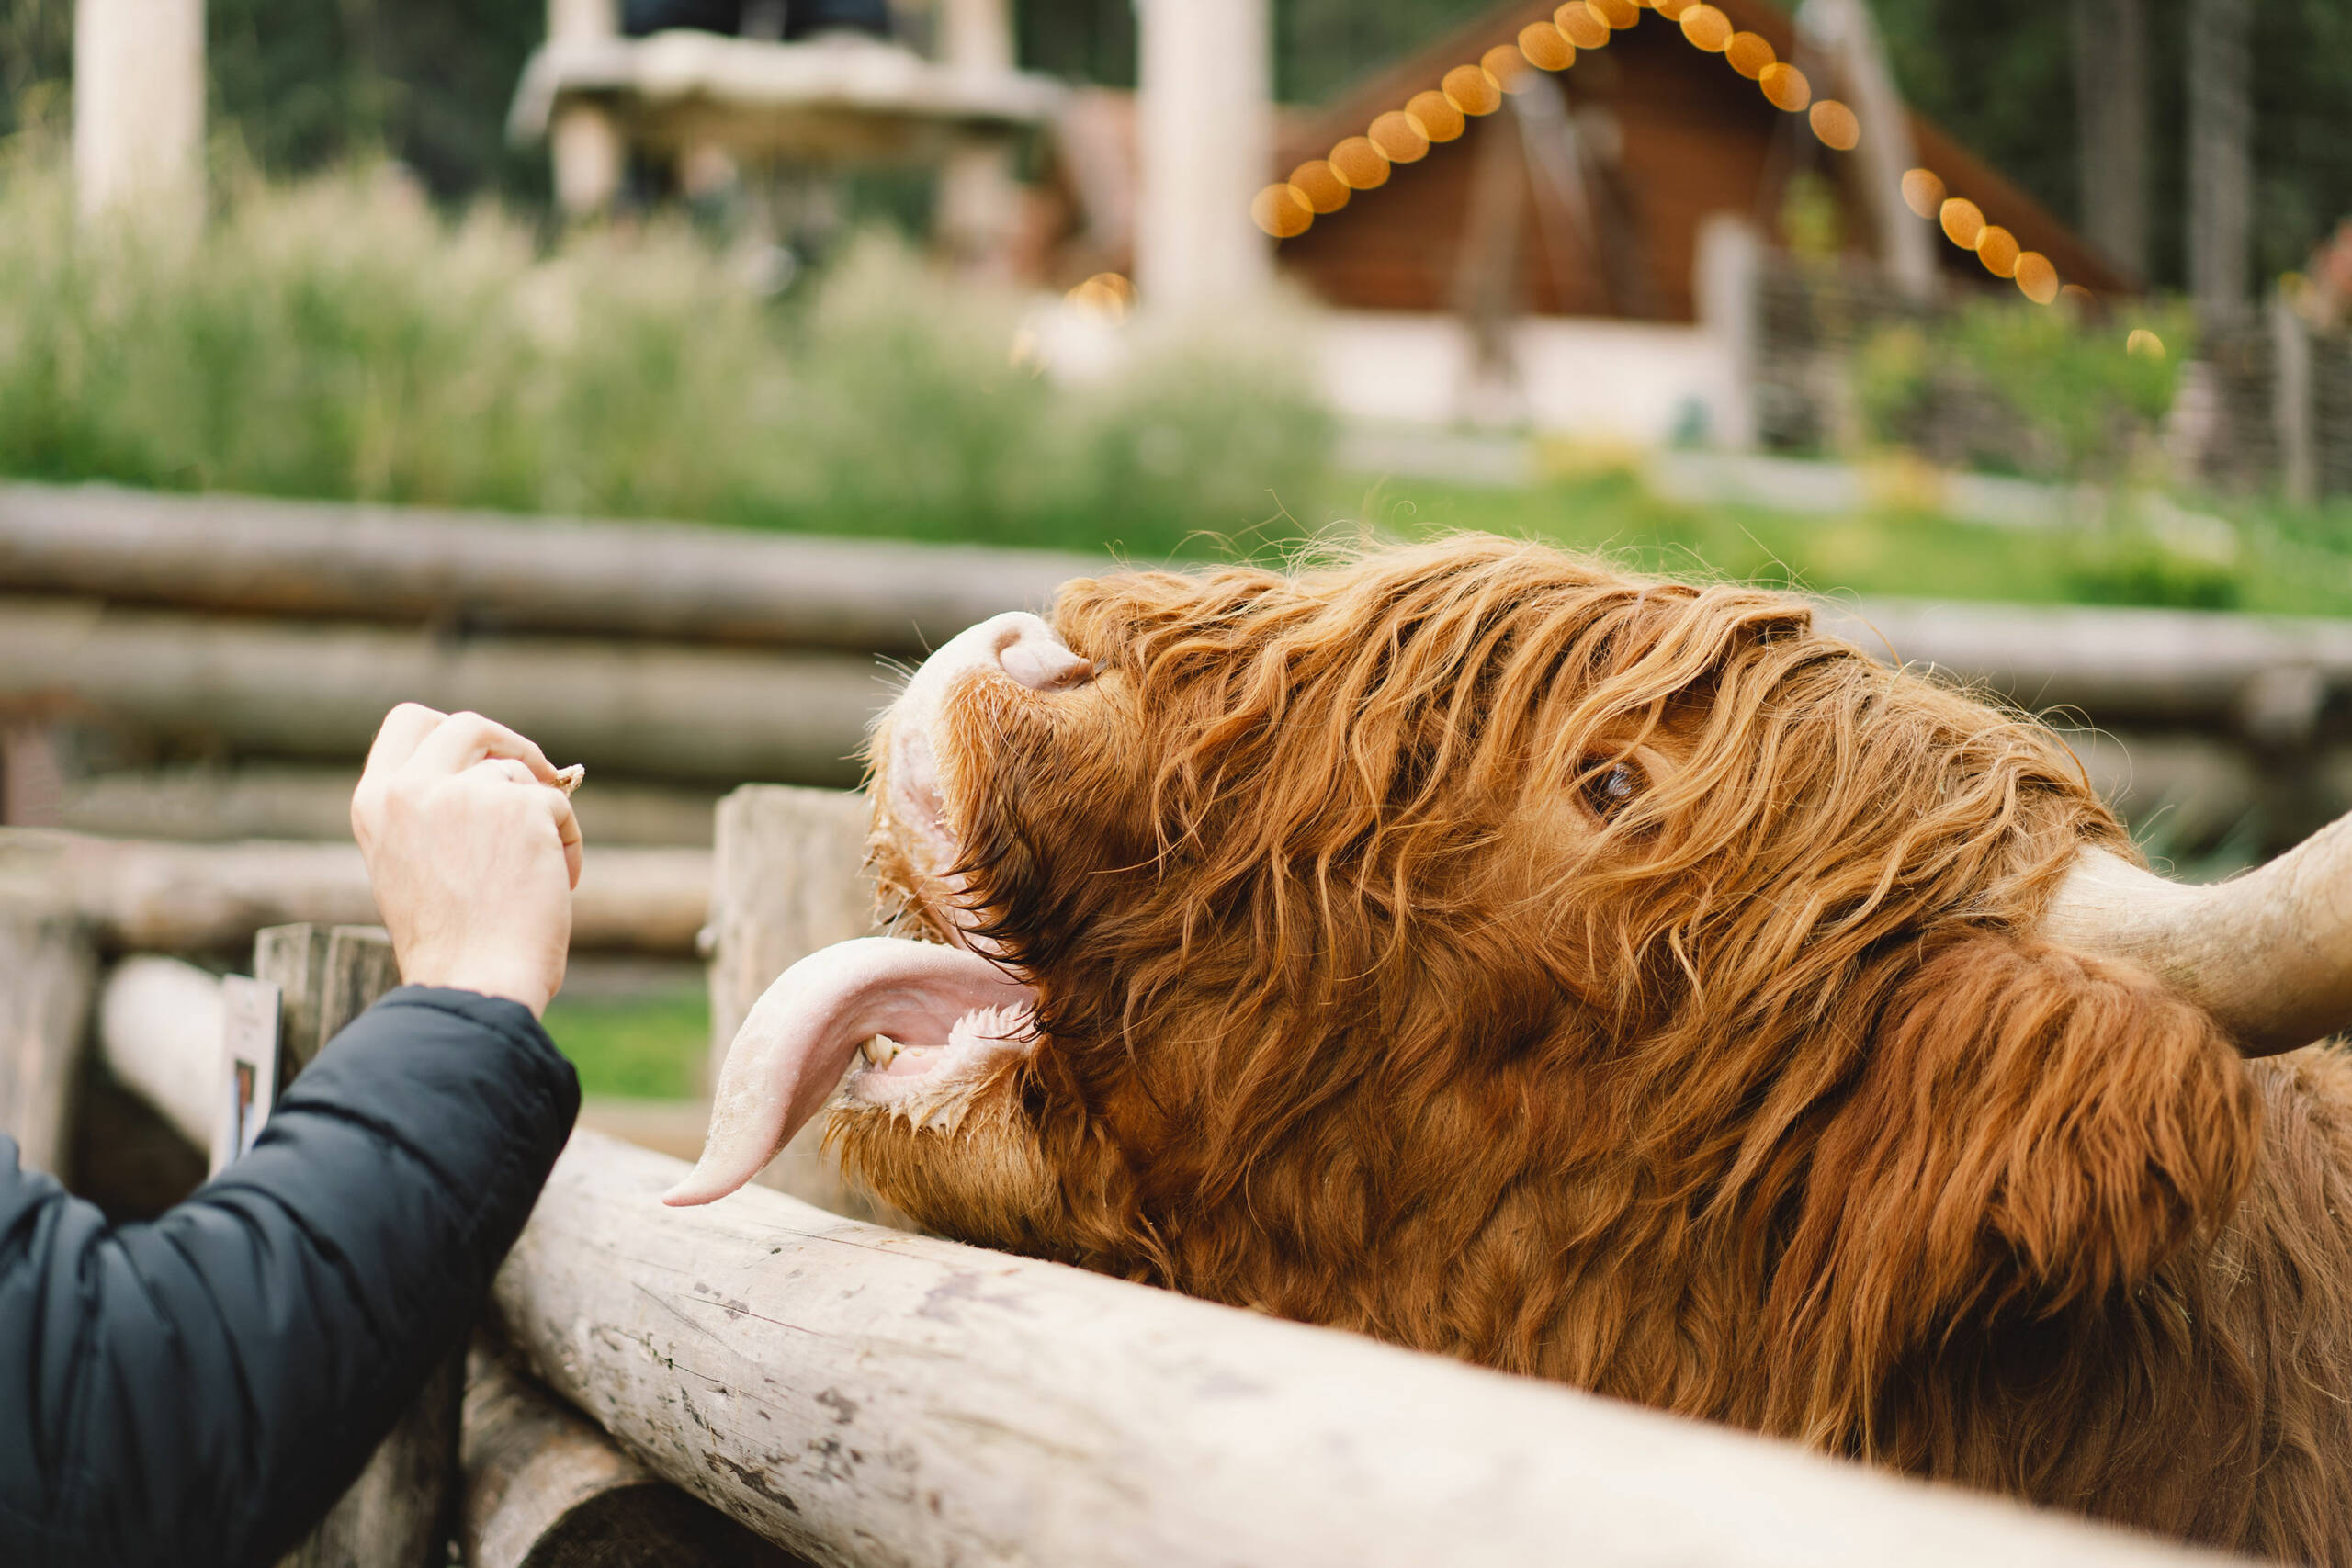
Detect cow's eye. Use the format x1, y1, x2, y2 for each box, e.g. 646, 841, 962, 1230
1581, 760, 1642, 822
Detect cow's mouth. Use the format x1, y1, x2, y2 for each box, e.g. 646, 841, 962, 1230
843, 1001, 1036, 1130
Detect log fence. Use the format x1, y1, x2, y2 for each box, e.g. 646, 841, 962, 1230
0, 481, 2322, 1564
6, 480, 2352, 858
3, 773, 2269, 1566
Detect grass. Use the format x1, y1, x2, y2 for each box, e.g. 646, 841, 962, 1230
0, 154, 1331, 560
540, 987, 707, 1100
5, 151, 2343, 611
1342, 465, 2352, 617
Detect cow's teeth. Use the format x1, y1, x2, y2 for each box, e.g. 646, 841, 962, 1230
865, 1036, 901, 1067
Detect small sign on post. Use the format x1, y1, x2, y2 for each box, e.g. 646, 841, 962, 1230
209, 976, 282, 1179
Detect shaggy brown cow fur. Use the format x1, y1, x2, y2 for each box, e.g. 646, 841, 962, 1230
828, 536, 2352, 1562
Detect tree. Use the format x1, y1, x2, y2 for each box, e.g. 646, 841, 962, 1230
2073, 0, 2150, 279
2186, 0, 2254, 320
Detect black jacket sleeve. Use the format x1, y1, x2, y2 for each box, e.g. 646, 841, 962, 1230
0, 986, 581, 1568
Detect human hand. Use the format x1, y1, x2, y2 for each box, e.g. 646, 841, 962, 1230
350, 705, 584, 1018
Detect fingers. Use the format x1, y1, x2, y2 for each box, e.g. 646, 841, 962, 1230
410, 711, 560, 784
463, 758, 586, 890
362, 703, 449, 780
545, 784, 585, 891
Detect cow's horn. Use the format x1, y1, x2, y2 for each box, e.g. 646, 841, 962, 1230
2042, 819, 2352, 1056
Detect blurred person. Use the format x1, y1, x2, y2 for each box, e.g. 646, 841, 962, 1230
1, 706, 587, 1568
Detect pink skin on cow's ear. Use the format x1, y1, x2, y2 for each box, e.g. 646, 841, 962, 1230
666, 611, 1091, 1209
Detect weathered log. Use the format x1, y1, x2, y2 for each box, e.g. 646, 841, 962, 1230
1814, 597, 2352, 736
270, 926, 460, 1568
494, 1131, 2230, 1568
96, 953, 222, 1145
12, 485, 2352, 740
2, 830, 709, 955
576, 1099, 710, 1165
0, 911, 98, 1176
0, 482, 1086, 656
704, 785, 886, 1219
59, 765, 720, 848
0, 597, 882, 787
461, 1343, 809, 1568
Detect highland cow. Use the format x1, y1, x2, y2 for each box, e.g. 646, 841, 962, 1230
670, 536, 2352, 1562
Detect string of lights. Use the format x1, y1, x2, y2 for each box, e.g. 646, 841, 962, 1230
1250, 0, 2084, 316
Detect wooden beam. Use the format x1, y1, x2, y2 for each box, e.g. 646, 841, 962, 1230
6, 831, 709, 956
57, 765, 718, 849
0, 483, 1087, 657
0, 912, 97, 1177
494, 1131, 2233, 1568
95, 954, 222, 1147
0, 596, 883, 788
704, 785, 889, 1220
462, 1343, 810, 1568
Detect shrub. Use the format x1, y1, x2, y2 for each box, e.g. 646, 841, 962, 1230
0, 157, 1332, 558
1855, 299, 2193, 483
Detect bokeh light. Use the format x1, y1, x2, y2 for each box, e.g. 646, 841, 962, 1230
1482, 43, 1535, 93
1974, 225, 2020, 278
1725, 32, 1775, 79
1758, 62, 1812, 112
1809, 99, 1860, 150
2013, 251, 2060, 304
1555, 4, 1610, 51
1406, 89, 1467, 143
1329, 135, 1392, 190
1442, 63, 1503, 117
2126, 328, 2166, 358
1067, 272, 1136, 317
1589, 0, 1641, 28
1939, 196, 1985, 248
1290, 160, 1351, 214
1900, 168, 1946, 220
2061, 283, 2096, 307
1250, 185, 1314, 240
1369, 109, 1433, 163
1652, 0, 1695, 16
1520, 21, 1577, 71
1680, 5, 1732, 51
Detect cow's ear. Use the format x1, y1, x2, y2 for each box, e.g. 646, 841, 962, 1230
1777, 936, 2256, 1392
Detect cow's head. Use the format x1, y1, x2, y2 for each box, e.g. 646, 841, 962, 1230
673, 536, 2294, 1439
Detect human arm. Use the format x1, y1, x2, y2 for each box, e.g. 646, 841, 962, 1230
0, 987, 580, 1568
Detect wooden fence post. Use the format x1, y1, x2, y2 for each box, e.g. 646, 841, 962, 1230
0, 911, 97, 1179
704, 785, 888, 1221
260, 924, 459, 1568
461, 1342, 810, 1568
2274, 292, 2319, 509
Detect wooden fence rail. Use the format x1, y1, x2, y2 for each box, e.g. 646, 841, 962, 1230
0, 482, 1085, 656
9, 484, 2352, 742
0, 830, 709, 954
492, 1131, 2239, 1568
0, 597, 884, 789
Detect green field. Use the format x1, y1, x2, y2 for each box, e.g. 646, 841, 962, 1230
1348, 467, 2352, 617
539, 987, 708, 1101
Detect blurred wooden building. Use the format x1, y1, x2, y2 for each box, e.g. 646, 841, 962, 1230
1025, 0, 2133, 442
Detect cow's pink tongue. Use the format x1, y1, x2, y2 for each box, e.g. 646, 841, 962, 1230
662, 937, 1035, 1207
